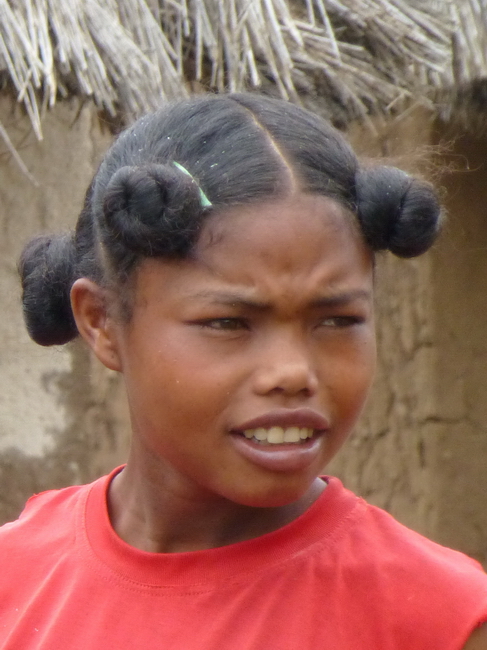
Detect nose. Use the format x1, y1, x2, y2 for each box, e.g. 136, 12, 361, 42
252, 333, 318, 398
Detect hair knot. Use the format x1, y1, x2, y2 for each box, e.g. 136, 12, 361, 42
356, 166, 442, 258
101, 164, 204, 258
18, 234, 78, 345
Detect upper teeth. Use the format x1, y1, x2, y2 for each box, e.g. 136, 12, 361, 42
243, 426, 314, 444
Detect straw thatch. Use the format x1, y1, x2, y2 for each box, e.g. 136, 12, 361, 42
1, 0, 487, 140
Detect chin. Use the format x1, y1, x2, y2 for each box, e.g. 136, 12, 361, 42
226, 478, 316, 509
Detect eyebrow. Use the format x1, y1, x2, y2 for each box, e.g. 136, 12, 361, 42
186, 289, 372, 310
308, 290, 372, 308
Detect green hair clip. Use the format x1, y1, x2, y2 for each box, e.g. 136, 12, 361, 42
173, 162, 212, 208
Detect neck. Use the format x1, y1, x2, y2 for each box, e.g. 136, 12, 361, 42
107, 453, 326, 553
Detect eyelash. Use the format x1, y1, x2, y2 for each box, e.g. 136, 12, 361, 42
319, 316, 364, 328
197, 318, 248, 331
195, 315, 364, 332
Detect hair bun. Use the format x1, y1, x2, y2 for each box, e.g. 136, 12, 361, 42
101, 163, 204, 258
18, 234, 78, 346
355, 166, 442, 258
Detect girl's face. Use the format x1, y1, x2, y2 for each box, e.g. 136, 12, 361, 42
110, 193, 376, 507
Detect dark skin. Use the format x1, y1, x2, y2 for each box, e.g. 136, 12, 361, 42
71, 192, 487, 647
464, 627, 487, 650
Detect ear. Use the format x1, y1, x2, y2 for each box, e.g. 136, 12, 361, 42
70, 278, 122, 372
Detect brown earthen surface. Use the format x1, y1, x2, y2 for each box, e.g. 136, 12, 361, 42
330, 112, 487, 566
0, 98, 130, 524
427, 131, 487, 565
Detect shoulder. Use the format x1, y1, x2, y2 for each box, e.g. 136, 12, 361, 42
324, 479, 487, 594
328, 479, 485, 575
0, 480, 93, 563
357, 498, 486, 579
325, 479, 487, 645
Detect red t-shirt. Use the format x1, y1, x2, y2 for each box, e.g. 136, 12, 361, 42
1, 468, 486, 649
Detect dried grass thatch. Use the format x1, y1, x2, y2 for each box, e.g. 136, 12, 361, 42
1, 0, 487, 140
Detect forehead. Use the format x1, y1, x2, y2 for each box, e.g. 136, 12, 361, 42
132, 193, 373, 311
192, 193, 372, 294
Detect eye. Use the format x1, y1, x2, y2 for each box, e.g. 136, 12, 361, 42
198, 318, 248, 331
319, 315, 365, 328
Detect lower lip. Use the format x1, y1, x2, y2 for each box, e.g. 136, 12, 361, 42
229, 432, 325, 473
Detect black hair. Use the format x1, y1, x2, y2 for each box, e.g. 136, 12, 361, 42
19, 93, 442, 346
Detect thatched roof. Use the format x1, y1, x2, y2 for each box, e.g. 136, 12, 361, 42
1, 0, 487, 138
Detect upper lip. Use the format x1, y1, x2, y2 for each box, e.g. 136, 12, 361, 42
233, 408, 329, 433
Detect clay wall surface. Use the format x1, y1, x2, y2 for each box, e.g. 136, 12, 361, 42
0, 98, 130, 524
330, 112, 487, 566
427, 131, 487, 565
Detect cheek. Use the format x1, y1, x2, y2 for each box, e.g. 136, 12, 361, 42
355, 329, 377, 384
325, 331, 377, 416
122, 332, 240, 424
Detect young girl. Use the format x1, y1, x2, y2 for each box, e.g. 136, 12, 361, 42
2, 93, 487, 649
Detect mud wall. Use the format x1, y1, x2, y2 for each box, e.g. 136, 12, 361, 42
0, 98, 130, 523
330, 112, 487, 566
426, 131, 487, 564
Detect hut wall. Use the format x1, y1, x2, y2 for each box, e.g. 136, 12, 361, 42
426, 130, 487, 565
330, 111, 487, 567
0, 97, 131, 524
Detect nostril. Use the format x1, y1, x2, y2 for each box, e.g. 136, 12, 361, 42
253, 363, 318, 397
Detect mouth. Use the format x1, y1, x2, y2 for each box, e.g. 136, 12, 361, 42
233, 408, 329, 446
229, 409, 328, 472
241, 426, 317, 445
230, 427, 325, 473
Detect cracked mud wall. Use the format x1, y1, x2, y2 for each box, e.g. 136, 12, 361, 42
0, 97, 130, 524
425, 130, 487, 565
330, 111, 487, 566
